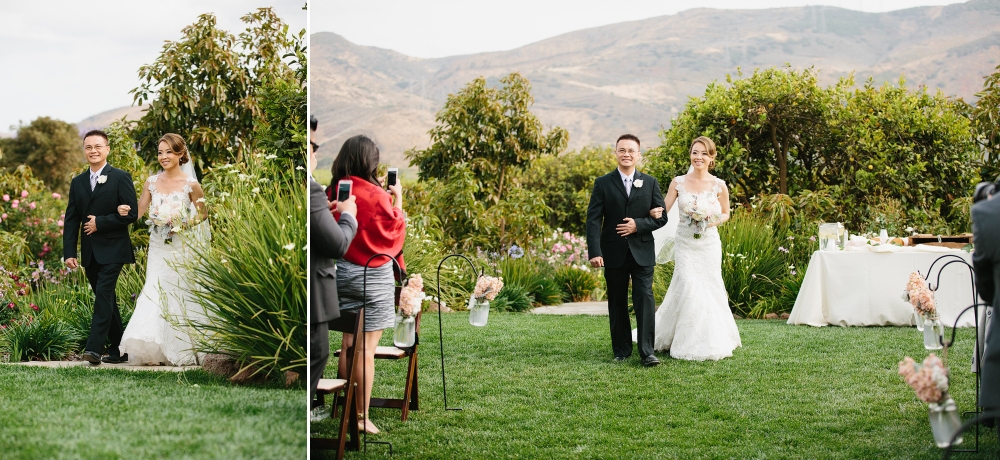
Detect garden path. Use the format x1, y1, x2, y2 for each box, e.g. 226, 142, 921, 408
7, 361, 198, 372
531, 301, 608, 315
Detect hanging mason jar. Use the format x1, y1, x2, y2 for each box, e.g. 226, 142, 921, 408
468, 294, 490, 327
923, 317, 944, 350
393, 315, 416, 348
928, 397, 963, 448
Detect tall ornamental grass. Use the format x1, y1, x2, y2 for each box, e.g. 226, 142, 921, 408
718, 210, 787, 317
1, 313, 81, 361
185, 156, 306, 381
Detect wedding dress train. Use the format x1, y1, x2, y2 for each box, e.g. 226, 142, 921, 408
119, 174, 206, 365
652, 175, 741, 361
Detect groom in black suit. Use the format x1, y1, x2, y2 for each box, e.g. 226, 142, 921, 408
587, 134, 668, 367
63, 130, 138, 365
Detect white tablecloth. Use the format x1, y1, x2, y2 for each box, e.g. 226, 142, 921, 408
787, 249, 981, 327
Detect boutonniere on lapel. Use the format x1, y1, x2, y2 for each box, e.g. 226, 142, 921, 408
97, 175, 108, 184
633, 179, 644, 188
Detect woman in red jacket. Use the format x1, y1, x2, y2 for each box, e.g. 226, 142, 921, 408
327, 134, 405, 434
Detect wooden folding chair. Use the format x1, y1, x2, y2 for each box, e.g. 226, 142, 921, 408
369, 309, 421, 421
334, 289, 421, 422
311, 308, 364, 459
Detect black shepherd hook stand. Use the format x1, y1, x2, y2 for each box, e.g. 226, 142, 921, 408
943, 409, 1000, 459
922, 254, 987, 454
937, 303, 992, 454
358, 252, 402, 455
435, 254, 484, 411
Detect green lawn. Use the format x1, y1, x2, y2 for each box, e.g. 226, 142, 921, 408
0, 366, 306, 459
313, 313, 998, 459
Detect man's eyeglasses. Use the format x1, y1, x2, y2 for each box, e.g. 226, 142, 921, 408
84, 145, 107, 152
310, 141, 320, 153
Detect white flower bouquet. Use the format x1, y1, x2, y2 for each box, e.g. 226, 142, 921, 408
680, 200, 720, 239
147, 199, 195, 244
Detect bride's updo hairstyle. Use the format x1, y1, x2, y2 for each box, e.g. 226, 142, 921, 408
158, 133, 190, 166
690, 136, 717, 169
331, 134, 381, 187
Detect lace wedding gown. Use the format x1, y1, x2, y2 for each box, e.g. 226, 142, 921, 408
652, 175, 741, 361
119, 174, 206, 365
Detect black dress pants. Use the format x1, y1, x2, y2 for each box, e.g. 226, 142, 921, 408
84, 261, 125, 356
604, 249, 655, 360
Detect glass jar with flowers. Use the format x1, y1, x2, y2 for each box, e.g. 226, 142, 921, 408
898, 354, 963, 447
468, 275, 503, 327
393, 274, 424, 348
905, 271, 942, 349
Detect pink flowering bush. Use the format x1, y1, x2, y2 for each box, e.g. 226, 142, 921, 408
898, 354, 949, 403
540, 230, 590, 269
0, 179, 67, 265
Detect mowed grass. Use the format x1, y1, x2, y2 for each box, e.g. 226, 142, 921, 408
0, 366, 306, 459
313, 313, 998, 459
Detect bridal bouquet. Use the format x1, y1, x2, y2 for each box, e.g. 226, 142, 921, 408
680, 200, 720, 239
473, 275, 504, 301
898, 354, 949, 403
398, 274, 425, 318
147, 199, 195, 244
903, 271, 937, 318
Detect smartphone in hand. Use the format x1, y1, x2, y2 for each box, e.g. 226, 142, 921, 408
337, 179, 352, 202
387, 167, 398, 187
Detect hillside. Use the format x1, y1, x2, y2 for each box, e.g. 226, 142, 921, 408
311, 0, 1000, 168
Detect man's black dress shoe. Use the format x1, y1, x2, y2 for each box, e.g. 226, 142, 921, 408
102, 354, 128, 364
642, 356, 661, 367
82, 351, 101, 365
613, 356, 629, 362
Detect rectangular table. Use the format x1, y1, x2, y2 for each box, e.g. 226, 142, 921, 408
787, 249, 981, 327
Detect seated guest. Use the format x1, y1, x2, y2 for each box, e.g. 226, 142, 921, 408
327, 134, 406, 434
309, 116, 357, 405
971, 179, 1000, 424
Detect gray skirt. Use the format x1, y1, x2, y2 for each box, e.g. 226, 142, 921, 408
336, 259, 396, 332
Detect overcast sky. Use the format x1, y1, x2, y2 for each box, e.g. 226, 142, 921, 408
314, 0, 966, 58
0, 1, 305, 134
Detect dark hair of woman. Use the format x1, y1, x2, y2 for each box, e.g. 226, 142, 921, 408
330, 135, 381, 187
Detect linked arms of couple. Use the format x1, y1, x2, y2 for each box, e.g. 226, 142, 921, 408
114, 178, 208, 221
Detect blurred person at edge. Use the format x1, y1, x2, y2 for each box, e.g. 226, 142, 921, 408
971, 178, 1000, 428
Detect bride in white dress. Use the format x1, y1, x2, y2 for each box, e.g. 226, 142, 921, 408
116, 133, 208, 365
650, 136, 741, 361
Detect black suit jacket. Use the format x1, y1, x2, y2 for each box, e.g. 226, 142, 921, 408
586, 169, 668, 268
310, 178, 358, 324
972, 196, 1000, 409
63, 165, 139, 266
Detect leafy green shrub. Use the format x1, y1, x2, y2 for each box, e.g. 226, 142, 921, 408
186, 155, 305, 380
115, 246, 146, 326
26, 273, 94, 351
1, 313, 82, 361
719, 211, 788, 317
522, 146, 617, 235
493, 283, 534, 312
553, 266, 600, 302
499, 258, 561, 306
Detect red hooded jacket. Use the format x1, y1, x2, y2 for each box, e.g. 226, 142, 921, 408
328, 176, 406, 271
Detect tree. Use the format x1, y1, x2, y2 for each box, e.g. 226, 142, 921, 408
130, 8, 304, 171
405, 72, 568, 204
648, 67, 980, 233
521, 146, 617, 235
649, 66, 837, 200
0, 117, 83, 193
973, 63, 1000, 180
